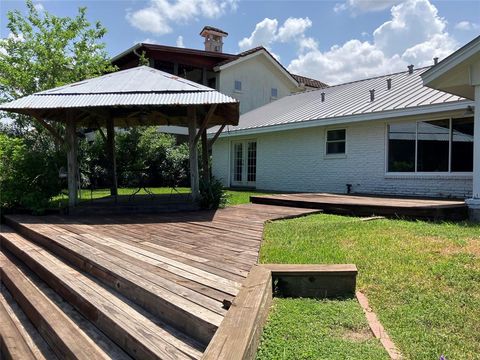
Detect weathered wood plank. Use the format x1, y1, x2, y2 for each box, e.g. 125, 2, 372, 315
0, 251, 111, 360
202, 265, 272, 360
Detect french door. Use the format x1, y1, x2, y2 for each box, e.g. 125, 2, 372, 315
231, 140, 257, 187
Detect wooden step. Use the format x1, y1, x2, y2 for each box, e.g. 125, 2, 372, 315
0, 251, 115, 360
1, 284, 59, 360
2, 220, 222, 346
0, 227, 204, 360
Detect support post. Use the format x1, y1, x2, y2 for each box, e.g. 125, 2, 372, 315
66, 114, 78, 207
466, 85, 480, 220
106, 117, 118, 196
201, 129, 209, 182
188, 107, 200, 201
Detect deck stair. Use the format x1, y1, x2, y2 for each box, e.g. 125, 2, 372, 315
1, 205, 319, 359
0, 224, 207, 360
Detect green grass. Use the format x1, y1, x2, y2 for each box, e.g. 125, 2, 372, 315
259, 214, 480, 359
50, 187, 277, 208
256, 298, 388, 360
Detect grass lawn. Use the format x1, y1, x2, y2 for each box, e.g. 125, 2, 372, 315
256, 298, 389, 360
50, 187, 277, 207
259, 213, 480, 359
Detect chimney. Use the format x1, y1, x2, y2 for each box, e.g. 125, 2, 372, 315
370, 89, 375, 102
387, 78, 392, 90
433, 57, 439, 65
408, 64, 414, 74
200, 26, 228, 52
321, 92, 325, 102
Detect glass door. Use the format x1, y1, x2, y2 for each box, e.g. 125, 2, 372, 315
231, 140, 256, 187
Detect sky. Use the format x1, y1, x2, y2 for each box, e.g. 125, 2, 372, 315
1, 0, 479, 85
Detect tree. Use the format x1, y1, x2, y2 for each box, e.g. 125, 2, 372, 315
0, 0, 116, 133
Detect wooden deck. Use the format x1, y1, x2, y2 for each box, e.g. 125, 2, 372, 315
251, 193, 468, 220
0, 204, 318, 360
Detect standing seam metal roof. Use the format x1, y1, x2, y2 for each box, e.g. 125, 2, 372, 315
215, 66, 470, 134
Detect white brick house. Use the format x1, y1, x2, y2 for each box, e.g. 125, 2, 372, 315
211, 64, 475, 199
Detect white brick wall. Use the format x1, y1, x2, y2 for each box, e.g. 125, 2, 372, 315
212, 120, 473, 199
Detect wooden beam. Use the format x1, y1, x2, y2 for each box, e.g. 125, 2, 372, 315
208, 123, 226, 149
31, 115, 64, 145
194, 104, 217, 144
188, 107, 200, 201
65, 113, 78, 207
106, 116, 118, 197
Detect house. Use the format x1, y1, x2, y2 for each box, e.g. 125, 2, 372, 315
211, 49, 478, 200
112, 26, 327, 116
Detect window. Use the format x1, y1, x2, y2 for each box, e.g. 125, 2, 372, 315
387, 117, 474, 173
271, 88, 278, 98
326, 129, 346, 155
234, 80, 242, 92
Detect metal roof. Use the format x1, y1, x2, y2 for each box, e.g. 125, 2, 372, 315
0, 66, 239, 127
0, 66, 238, 109
214, 66, 472, 136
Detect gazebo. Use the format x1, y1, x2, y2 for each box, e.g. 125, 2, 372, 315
0, 66, 239, 207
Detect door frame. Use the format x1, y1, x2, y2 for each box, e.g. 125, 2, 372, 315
230, 139, 257, 188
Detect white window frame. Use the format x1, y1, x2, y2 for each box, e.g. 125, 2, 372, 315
325, 128, 347, 158
385, 116, 474, 177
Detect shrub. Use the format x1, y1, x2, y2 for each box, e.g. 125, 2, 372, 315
0, 133, 63, 213
198, 177, 228, 209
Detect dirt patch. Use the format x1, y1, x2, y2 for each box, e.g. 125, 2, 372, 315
438, 239, 480, 258
341, 328, 374, 342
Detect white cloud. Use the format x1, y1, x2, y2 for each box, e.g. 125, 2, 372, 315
127, 0, 237, 35
455, 21, 479, 31
176, 35, 185, 48
238, 17, 312, 51
33, 3, 44, 12
288, 0, 458, 84
277, 17, 312, 42
238, 18, 278, 50
334, 0, 400, 13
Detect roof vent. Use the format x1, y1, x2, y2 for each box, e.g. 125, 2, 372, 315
387, 78, 392, 90
433, 57, 439, 65
321, 92, 325, 102
408, 64, 414, 74
369, 89, 375, 102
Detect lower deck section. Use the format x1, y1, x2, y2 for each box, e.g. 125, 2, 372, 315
250, 193, 468, 220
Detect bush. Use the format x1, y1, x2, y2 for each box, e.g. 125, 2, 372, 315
0, 133, 63, 213
199, 177, 228, 209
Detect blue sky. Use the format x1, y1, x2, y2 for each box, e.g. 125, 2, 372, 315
1, 0, 479, 84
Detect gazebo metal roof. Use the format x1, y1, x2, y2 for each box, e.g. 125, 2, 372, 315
0, 66, 239, 128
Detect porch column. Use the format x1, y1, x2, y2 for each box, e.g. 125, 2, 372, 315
106, 117, 118, 196
467, 85, 480, 219
188, 107, 200, 201
66, 114, 78, 207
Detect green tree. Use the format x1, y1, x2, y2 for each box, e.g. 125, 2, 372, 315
0, 0, 116, 133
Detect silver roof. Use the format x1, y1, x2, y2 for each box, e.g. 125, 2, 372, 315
215, 66, 471, 136
0, 66, 237, 110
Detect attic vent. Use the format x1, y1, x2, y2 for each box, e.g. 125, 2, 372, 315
369, 89, 375, 102
408, 64, 414, 74
433, 57, 439, 65
387, 78, 392, 90
321, 92, 326, 102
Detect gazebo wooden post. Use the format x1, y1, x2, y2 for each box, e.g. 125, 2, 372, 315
188, 107, 200, 201
106, 116, 118, 196
65, 112, 78, 207
201, 130, 209, 182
